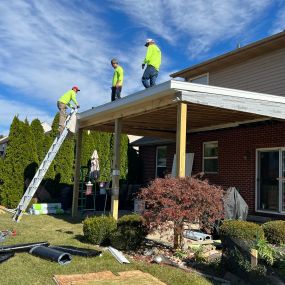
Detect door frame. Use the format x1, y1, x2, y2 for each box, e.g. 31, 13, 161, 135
255, 147, 285, 215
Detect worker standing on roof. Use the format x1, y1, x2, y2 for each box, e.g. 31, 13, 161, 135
111, 58, 124, 101
142, 39, 161, 88
57, 86, 80, 133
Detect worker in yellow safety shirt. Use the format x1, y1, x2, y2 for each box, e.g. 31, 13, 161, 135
111, 58, 124, 101
57, 86, 80, 133
142, 39, 161, 88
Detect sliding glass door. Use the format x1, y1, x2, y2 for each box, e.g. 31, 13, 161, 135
257, 149, 285, 213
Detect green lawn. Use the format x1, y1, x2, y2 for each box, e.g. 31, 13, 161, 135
0, 213, 216, 285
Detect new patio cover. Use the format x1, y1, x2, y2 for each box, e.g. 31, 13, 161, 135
72, 80, 285, 218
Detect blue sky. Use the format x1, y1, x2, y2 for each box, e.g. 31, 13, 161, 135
0, 0, 285, 135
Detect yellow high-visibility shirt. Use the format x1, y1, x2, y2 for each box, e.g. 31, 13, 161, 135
58, 90, 78, 107
143, 44, 161, 71
112, 65, 124, 87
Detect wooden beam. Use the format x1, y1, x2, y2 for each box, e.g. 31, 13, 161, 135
79, 95, 176, 129
176, 103, 187, 177
111, 118, 122, 220
90, 125, 176, 139
72, 128, 83, 217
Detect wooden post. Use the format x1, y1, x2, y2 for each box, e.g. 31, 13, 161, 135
72, 128, 83, 217
111, 118, 122, 220
176, 102, 187, 178
251, 249, 258, 267
174, 102, 187, 248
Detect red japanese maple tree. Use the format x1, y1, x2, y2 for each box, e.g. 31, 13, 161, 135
139, 176, 224, 248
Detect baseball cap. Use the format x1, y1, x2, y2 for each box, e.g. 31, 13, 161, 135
145, 38, 154, 46
111, 58, 118, 64
72, 86, 80, 91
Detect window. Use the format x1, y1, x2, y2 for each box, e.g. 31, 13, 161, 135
189, 73, 209, 85
156, 146, 167, 178
203, 141, 218, 173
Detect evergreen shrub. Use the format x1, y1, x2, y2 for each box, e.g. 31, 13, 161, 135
262, 220, 285, 245
110, 214, 148, 250
220, 220, 264, 242
83, 215, 116, 245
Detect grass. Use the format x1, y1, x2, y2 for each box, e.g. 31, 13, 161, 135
0, 213, 217, 285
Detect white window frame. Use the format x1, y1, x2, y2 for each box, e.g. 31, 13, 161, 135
203, 141, 218, 174
156, 146, 167, 178
188, 73, 209, 85
255, 147, 285, 215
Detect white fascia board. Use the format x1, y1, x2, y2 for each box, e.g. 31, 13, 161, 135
170, 80, 285, 104
78, 81, 173, 121
180, 90, 285, 119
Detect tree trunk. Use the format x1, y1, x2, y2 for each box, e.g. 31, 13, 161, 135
173, 222, 183, 249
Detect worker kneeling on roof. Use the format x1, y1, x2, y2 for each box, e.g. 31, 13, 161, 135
142, 39, 161, 88
57, 86, 80, 134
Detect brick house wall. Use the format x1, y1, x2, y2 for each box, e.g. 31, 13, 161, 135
140, 120, 285, 216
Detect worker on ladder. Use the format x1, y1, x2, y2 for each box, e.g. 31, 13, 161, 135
57, 86, 80, 134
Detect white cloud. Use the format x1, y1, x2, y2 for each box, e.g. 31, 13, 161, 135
0, 0, 174, 133
271, 5, 285, 34
0, 1, 116, 108
0, 96, 54, 135
110, 0, 272, 57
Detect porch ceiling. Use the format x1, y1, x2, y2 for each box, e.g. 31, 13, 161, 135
78, 80, 285, 138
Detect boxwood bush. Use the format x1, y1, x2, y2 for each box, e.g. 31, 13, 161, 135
83, 215, 116, 245
110, 214, 148, 250
262, 220, 285, 245
220, 221, 268, 284
220, 220, 264, 241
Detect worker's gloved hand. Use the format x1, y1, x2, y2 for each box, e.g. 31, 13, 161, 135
142, 64, 145, 69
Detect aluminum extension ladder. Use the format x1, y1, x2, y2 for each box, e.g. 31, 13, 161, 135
12, 109, 78, 222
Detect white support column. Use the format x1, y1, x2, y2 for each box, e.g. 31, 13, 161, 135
111, 118, 122, 220
176, 102, 187, 177
72, 128, 83, 217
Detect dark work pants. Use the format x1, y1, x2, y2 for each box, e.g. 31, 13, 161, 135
111, 86, 122, 102
142, 65, 158, 88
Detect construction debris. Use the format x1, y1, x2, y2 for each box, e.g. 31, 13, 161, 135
0, 229, 16, 242
108, 246, 130, 264
0, 252, 15, 263
49, 245, 101, 257
53, 270, 166, 285
184, 230, 212, 241
29, 246, 72, 265
0, 242, 49, 253
29, 203, 64, 215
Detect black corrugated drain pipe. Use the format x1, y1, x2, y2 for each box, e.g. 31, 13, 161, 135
29, 246, 72, 265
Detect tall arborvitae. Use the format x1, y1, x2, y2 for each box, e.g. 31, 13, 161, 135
43, 114, 58, 181
30, 119, 45, 163
0, 117, 37, 207
0, 116, 22, 207
80, 130, 94, 167
0, 157, 4, 201
54, 131, 75, 186
109, 133, 129, 180
45, 113, 75, 194
22, 119, 38, 180
92, 131, 112, 182
120, 134, 129, 179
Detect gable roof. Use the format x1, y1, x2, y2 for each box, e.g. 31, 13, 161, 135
0, 136, 9, 144
171, 31, 285, 79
